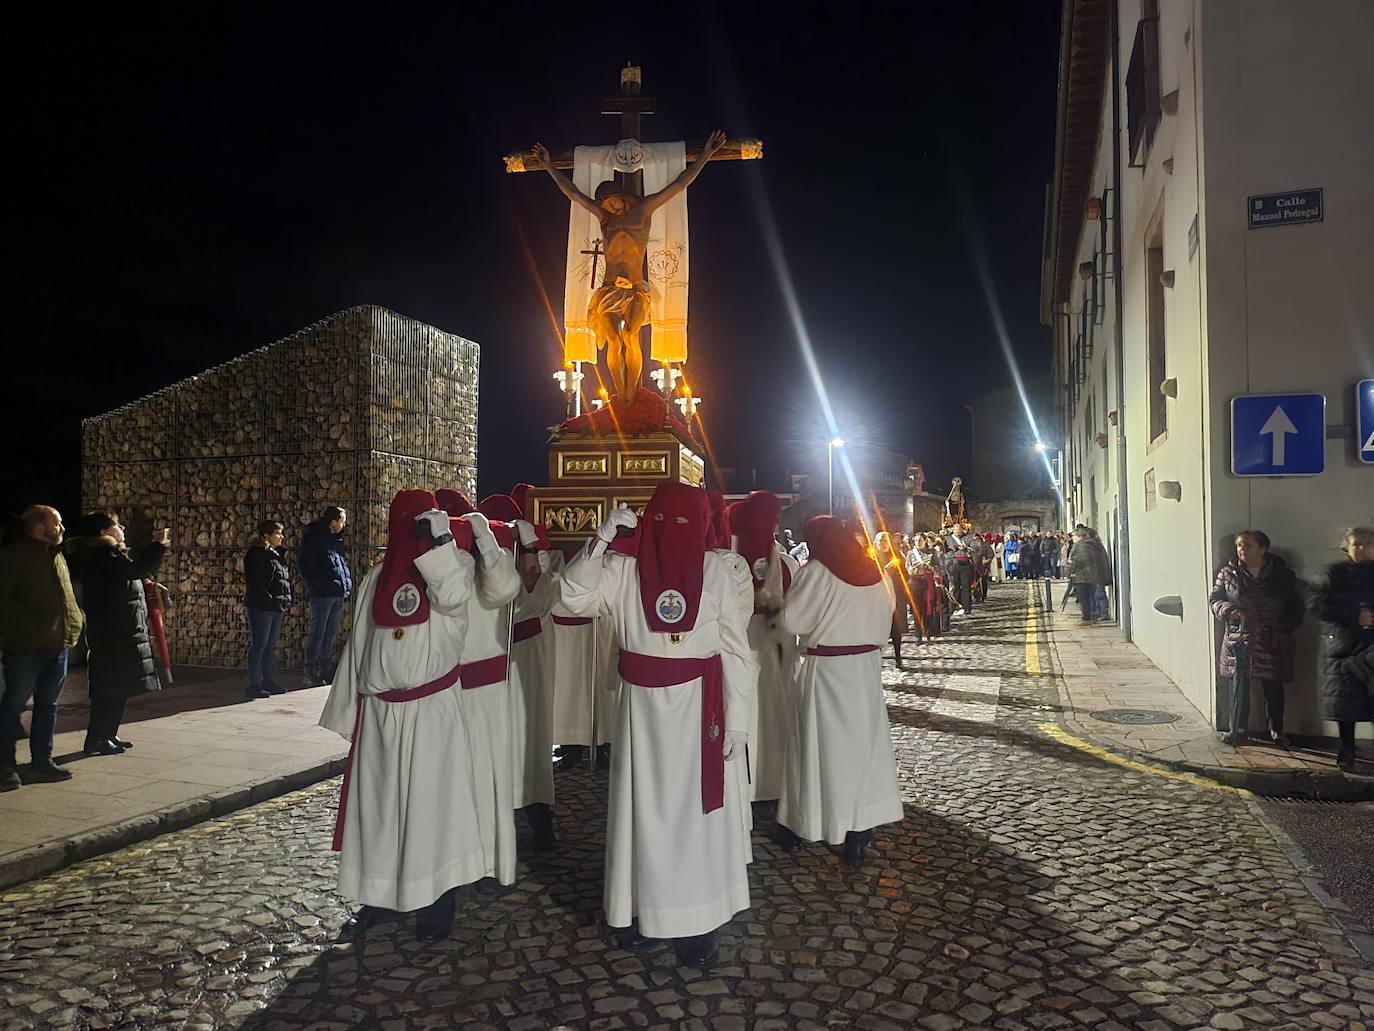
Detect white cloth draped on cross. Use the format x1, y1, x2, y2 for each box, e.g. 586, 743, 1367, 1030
563, 143, 690, 365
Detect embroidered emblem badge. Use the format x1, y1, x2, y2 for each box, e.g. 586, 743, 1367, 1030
392, 628, 406, 641
707, 722, 721, 741
393, 583, 421, 618
655, 589, 686, 625
752, 557, 769, 581
668, 632, 683, 645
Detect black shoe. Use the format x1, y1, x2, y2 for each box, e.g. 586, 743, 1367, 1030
674, 931, 719, 970
776, 825, 803, 854
20, 759, 73, 784
474, 877, 516, 898
0, 766, 20, 792
245, 685, 271, 699
263, 682, 287, 696
555, 744, 587, 770
345, 905, 393, 935
842, 829, 873, 869
112, 737, 133, 750
1337, 747, 1356, 772
302, 673, 326, 688
414, 892, 456, 942
613, 922, 667, 953
83, 737, 125, 756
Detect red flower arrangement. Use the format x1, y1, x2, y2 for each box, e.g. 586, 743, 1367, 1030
560, 387, 696, 442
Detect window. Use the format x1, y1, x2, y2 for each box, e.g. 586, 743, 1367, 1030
1126, 0, 1162, 166
1145, 209, 1168, 441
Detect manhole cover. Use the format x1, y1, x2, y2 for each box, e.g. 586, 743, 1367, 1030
1090, 708, 1181, 725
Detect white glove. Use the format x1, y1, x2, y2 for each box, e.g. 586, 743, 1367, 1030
596, 506, 638, 544
513, 519, 540, 549
415, 509, 450, 540
722, 729, 747, 762
460, 511, 500, 564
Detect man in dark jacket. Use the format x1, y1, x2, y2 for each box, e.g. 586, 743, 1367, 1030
0, 506, 83, 789
298, 506, 353, 687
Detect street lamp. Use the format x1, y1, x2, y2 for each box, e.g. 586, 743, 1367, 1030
827, 437, 845, 515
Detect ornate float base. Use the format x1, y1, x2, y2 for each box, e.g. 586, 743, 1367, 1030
528, 431, 705, 550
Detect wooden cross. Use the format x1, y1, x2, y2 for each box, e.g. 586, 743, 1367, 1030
502, 64, 762, 179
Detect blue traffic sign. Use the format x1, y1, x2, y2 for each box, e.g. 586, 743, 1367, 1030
1358, 380, 1374, 465
1231, 393, 1326, 477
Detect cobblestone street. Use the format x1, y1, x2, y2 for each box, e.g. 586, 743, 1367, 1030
2, 586, 1371, 1030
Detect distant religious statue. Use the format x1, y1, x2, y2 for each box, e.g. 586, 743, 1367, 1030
944, 477, 966, 525
904, 463, 926, 495
528, 130, 727, 401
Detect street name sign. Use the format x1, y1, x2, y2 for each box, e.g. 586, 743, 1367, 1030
1248, 188, 1323, 230
1358, 379, 1374, 465
1231, 393, 1325, 476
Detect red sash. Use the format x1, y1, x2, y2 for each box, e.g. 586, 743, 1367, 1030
617, 649, 726, 815
460, 654, 508, 689
805, 644, 879, 657
512, 617, 543, 643
331, 660, 462, 851
551, 614, 593, 627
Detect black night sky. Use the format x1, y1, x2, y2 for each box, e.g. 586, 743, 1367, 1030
6, 2, 1059, 515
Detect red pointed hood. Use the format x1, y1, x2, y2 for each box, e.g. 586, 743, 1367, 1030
373, 489, 438, 628
436, 488, 475, 517
637, 482, 709, 633
803, 515, 882, 587
732, 490, 784, 582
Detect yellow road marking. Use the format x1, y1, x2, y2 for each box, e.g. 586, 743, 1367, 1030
1024, 581, 1041, 675
1038, 722, 1252, 796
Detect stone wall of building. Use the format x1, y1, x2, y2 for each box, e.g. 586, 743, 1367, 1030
81, 305, 478, 670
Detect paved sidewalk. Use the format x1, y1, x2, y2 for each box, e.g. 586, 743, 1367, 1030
0, 672, 345, 889
1039, 583, 1374, 798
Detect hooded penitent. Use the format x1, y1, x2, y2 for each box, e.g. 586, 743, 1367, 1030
372, 489, 439, 628
803, 515, 882, 587
436, 488, 476, 517
732, 490, 784, 584
637, 482, 710, 633
706, 489, 731, 551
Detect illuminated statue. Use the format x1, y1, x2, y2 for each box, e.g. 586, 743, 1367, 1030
944, 477, 966, 526
528, 131, 727, 401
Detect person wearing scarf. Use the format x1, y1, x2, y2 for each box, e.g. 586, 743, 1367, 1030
478, 492, 560, 851
777, 515, 903, 869
729, 491, 800, 808
435, 488, 523, 890
319, 489, 490, 941
558, 482, 757, 970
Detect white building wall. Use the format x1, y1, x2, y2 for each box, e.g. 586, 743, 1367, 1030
1055, 0, 1373, 732
1199, 0, 1374, 735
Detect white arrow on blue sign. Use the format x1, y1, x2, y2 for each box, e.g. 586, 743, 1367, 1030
1231, 393, 1326, 477
1358, 379, 1374, 465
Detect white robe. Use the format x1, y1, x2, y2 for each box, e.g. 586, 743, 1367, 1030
714, 547, 759, 819
510, 561, 557, 809
777, 561, 904, 845
319, 543, 482, 911
459, 549, 521, 885
550, 547, 620, 748
748, 546, 800, 802
560, 547, 757, 939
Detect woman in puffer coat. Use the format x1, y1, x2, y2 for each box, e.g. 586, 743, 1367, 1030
1208, 529, 1304, 747
71, 513, 170, 755
243, 521, 293, 700
1309, 526, 1374, 771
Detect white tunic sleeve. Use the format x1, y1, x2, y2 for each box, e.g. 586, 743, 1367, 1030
715, 558, 759, 735
780, 562, 830, 639
415, 542, 477, 615
475, 549, 520, 610
557, 548, 614, 618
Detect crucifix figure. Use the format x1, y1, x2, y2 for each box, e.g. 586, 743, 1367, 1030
527, 131, 725, 401
505, 64, 762, 405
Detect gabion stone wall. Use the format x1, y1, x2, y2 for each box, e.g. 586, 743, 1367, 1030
81, 305, 479, 670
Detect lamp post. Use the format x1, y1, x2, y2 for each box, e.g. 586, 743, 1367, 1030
827, 437, 845, 515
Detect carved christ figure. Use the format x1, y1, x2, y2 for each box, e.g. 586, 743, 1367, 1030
528, 130, 727, 401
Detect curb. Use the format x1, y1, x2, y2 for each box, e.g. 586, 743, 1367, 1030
0, 757, 346, 892
1037, 612, 1374, 801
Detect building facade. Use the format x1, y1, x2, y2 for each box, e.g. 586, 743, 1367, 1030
1043, 0, 1373, 734
82, 306, 479, 670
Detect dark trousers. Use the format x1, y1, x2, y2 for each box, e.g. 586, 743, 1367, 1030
1228, 674, 1285, 735
1075, 583, 1095, 620
953, 565, 974, 612
246, 606, 285, 688
1339, 721, 1357, 750
0, 649, 67, 764
305, 597, 345, 678
88, 693, 128, 742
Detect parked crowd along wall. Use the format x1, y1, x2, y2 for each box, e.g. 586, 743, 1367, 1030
81, 306, 479, 670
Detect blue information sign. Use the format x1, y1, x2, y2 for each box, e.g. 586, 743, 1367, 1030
1231, 393, 1326, 477
1358, 379, 1374, 465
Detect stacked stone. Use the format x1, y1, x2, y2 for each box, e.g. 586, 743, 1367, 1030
81, 305, 479, 670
